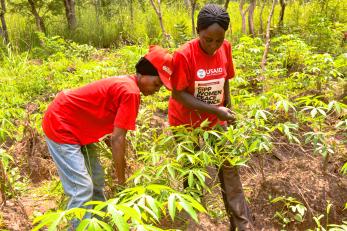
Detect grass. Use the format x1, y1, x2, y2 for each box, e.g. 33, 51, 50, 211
29, 178, 64, 201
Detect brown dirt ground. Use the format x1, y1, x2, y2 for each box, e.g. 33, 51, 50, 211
0, 186, 57, 231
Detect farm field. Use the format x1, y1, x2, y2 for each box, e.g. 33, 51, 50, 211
0, 0, 346, 230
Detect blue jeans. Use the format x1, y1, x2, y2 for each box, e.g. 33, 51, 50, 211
45, 136, 106, 229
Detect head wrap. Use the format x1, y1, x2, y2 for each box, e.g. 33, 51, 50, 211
197, 4, 230, 33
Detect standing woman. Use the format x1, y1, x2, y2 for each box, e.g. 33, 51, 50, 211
168, 4, 253, 231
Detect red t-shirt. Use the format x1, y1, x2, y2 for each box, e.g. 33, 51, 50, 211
168, 38, 235, 128
42, 75, 140, 145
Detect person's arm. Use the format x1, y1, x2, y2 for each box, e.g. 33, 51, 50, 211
224, 79, 231, 109
223, 79, 236, 125
111, 127, 127, 185
104, 136, 111, 147
172, 88, 234, 121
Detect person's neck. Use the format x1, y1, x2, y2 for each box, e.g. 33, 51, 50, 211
198, 39, 215, 56
198, 40, 208, 55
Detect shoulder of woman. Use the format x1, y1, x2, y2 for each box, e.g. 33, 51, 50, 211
223, 40, 231, 48
176, 39, 198, 53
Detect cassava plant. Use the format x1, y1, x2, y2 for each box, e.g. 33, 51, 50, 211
269, 195, 307, 229
307, 201, 347, 231
33, 184, 206, 231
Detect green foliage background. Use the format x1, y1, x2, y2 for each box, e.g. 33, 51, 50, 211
1, 0, 346, 52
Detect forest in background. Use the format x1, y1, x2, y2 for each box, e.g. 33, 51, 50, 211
0, 0, 345, 52
0, 0, 346, 230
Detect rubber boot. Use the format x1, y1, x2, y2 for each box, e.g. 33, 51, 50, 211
218, 162, 254, 231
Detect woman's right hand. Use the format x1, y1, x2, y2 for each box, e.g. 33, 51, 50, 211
216, 106, 236, 124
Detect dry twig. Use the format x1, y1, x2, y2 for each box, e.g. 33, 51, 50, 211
290, 181, 314, 218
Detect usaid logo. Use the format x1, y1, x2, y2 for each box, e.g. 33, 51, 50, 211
197, 69, 206, 79
197, 68, 223, 78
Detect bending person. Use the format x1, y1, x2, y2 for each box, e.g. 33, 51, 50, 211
168, 4, 253, 231
42, 45, 172, 229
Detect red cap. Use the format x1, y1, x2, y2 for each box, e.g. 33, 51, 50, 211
144, 45, 173, 90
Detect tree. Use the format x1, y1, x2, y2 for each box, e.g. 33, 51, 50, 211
129, 0, 134, 25
92, 0, 100, 26
188, 0, 197, 37
260, 0, 277, 88
8, 0, 63, 35
28, 0, 46, 33
149, 0, 169, 44
224, 0, 230, 10
259, 0, 267, 35
0, 0, 9, 44
248, 0, 256, 36
278, 0, 286, 27
63, 0, 77, 30
239, 0, 250, 34
183, 0, 189, 8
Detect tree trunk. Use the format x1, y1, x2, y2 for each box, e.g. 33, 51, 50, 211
278, 0, 286, 27
129, 0, 134, 25
63, 0, 77, 30
0, 159, 6, 206
149, 0, 169, 44
248, 0, 256, 37
239, 0, 250, 34
260, 0, 277, 89
189, 0, 197, 37
27, 0, 46, 33
224, 0, 231, 10
259, 0, 266, 36
0, 0, 9, 44
183, 0, 189, 9
94, 0, 100, 26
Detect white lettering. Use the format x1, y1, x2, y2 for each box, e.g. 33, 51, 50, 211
197, 67, 223, 78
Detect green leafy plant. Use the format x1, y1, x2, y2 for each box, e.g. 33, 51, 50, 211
0, 148, 28, 199
308, 201, 347, 231
272, 34, 311, 73
173, 21, 191, 46
341, 162, 347, 175
304, 53, 341, 93
33, 184, 206, 231
32, 33, 97, 60
269, 195, 307, 229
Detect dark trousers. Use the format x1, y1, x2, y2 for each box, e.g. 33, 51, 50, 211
219, 162, 253, 231
184, 162, 253, 231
